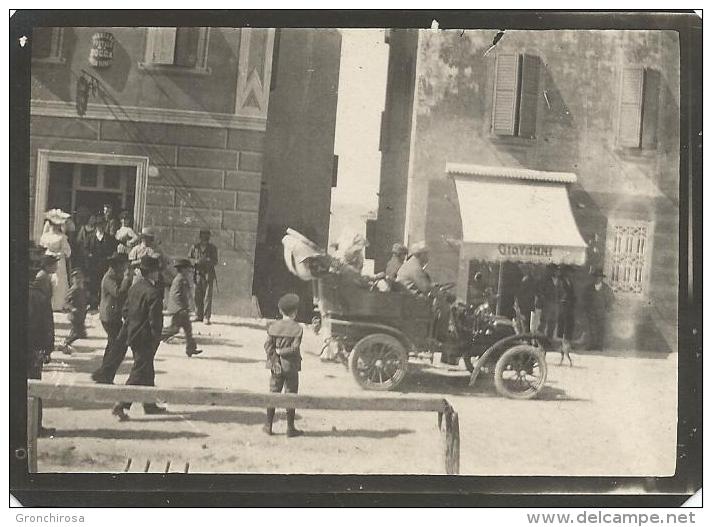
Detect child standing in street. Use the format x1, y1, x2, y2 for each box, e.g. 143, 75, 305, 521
264, 293, 304, 437
62, 269, 88, 354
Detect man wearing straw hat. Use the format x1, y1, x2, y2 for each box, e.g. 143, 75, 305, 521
396, 241, 433, 297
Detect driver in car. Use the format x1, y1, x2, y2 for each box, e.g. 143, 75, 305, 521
396, 241, 433, 297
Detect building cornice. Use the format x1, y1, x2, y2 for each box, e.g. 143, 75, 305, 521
31, 99, 267, 132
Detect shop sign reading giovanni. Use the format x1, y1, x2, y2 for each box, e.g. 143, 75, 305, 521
498, 244, 554, 257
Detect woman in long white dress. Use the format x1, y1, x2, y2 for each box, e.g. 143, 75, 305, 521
39, 210, 72, 311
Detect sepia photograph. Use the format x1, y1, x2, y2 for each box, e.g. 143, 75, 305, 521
8, 9, 701, 506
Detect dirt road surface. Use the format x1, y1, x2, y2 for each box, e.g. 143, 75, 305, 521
36, 313, 677, 475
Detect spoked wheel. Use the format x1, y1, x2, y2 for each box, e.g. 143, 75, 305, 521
348, 334, 408, 391
494, 344, 547, 400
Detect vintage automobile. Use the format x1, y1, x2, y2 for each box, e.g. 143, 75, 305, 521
313, 272, 550, 400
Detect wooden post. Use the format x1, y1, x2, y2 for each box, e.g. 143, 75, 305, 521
27, 396, 38, 473
440, 408, 460, 475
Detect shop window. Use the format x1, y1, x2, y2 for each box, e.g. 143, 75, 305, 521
604, 219, 654, 296
617, 67, 660, 149
141, 27, 210, 73
31, 27, 65, 63
491, 53, 540, 138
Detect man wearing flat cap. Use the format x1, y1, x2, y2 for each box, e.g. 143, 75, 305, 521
396, 241, 433, 297
189, 229, 218, 325
162, 258, 202, 357
112, 255, 166, 421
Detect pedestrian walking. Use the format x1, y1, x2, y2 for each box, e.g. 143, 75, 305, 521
92, 252, 133, 381
61, 269, 88, 354
39, 209, 72, 311
583, 268, 614, 351
189, 229, 218, 325
28, 242, 57, 437
162, 258, 203, 357
111, 255, 166, 421
263, 293, 304, 437
557, 265, 577, 366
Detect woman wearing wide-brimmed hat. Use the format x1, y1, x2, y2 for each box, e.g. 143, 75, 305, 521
39, 209, 73, 311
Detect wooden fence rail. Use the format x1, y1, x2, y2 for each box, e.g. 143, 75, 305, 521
27, 380, 460, 474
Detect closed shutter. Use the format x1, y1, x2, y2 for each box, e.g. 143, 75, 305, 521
147, 28, 177, 64
174, 27, 199, 67
641, 68, 660, 150
492, 53, 520, 135
618, 67, 644, 147
517, 54, 540, 139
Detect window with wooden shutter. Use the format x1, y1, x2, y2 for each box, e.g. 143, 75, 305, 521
492, 53, 520, 135
142, 27, 210, 73
618, 67, 660, 149
604, 219, 653, 296
31, 27, 65, 63
492, 53, 540, 138
517, 54, 540, 139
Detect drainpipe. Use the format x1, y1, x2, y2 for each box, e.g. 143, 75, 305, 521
402, 29, 422, 247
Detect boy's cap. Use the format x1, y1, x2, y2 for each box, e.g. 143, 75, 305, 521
173, 258, 193, 269
278, 293, 300, 313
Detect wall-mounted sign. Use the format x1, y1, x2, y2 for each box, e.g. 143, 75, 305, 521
89, 32, 114, 68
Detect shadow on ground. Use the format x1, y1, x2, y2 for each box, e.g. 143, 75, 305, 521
50, 428, 209, 440
305, 428, 414, 439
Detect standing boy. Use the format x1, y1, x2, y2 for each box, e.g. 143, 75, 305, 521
62, 269, 88, 354
264, 293, 304, 437
162, 258, 202, 357
112, 255, 166, 421
189, 229, 218, 325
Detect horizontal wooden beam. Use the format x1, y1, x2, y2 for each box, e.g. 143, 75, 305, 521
28, 381, 450, 413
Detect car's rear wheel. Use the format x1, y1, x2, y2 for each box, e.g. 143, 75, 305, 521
348, 333, 408, 391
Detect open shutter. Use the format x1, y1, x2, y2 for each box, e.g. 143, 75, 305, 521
641, 68, 660, 150
492, 53, 520, 135
147, 28, 177, 64
618, 67, 644, 147
517, 54, 540, 139
174, 27, 199, 67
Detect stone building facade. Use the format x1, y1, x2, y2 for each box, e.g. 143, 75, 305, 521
374, 29, 680, 352
30, 27, 340, 316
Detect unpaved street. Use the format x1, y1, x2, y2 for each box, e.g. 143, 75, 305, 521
37, 313, 677, 475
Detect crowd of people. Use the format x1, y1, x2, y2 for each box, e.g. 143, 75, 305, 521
28, 206, 222, 429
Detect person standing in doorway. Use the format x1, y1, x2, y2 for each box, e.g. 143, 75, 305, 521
115, 211, 139, 254
189, 229, 218, 325
112, 255, 166, 421
515, 264, 539, 333
84, 217, 118, 310
102, 203, 120, 237
583, 268, 614, 351
162, 258, 203, 357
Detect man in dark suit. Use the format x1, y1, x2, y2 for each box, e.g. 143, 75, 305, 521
92, 252, 132, 381
189, 229, 218, 325
84, 217, 118, 309
112, 255, 165, 421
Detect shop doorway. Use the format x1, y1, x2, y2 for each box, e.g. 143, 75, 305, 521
33, 150, 149, 240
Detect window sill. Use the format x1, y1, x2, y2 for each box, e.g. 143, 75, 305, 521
489, 134, 537, 147
32, 56, 66, 65
137, 62, 212, 76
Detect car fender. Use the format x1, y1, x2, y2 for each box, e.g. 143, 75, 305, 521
468, 332, 550, 386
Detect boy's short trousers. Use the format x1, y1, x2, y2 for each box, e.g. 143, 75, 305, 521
270, 371, 299, 394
